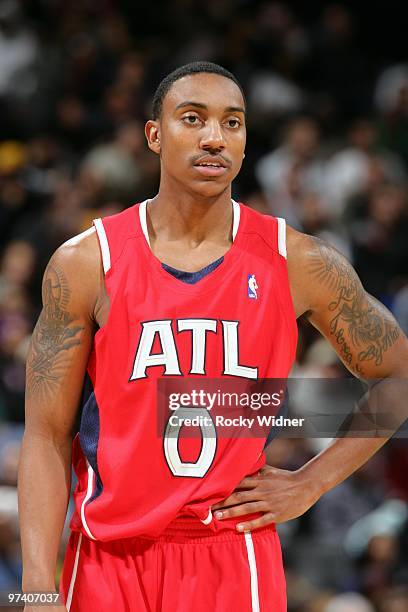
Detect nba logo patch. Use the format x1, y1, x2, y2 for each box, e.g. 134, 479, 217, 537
248, 274, 258, 299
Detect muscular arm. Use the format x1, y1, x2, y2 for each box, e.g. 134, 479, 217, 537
291, 230, 405, 378
286, 228, 408, 495
213, 228, 408, 531
18, 229, 102, 592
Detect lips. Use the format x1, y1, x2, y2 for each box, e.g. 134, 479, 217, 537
193, 156, 229, 177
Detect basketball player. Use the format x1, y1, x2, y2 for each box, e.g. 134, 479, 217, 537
19, 62, 408, 611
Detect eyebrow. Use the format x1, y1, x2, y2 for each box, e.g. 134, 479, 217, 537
175, 101, 246, 114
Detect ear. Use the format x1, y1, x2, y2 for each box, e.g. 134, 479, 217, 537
145, 120, 161, 155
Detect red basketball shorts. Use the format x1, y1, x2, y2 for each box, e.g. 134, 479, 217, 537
60, 518, 287, 612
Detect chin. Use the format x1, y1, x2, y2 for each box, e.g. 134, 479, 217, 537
190, 179, 230, 199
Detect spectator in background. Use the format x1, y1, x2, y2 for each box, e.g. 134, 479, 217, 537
324, 592, 375, 612
0, 241, 34, 423
375, 64, 408, 167
393, 285, 408, 336
379, 587, 408, 612
305, 4, 369, 122
246, 2, 309, 120
255, 116, 326, 228
0, 141, 29, 247
350, 184, 408, 302
80, 122, 142, 205
296, 192, 352, 259
325, 118, 406, 219
0, 423, 23, 590
0, 0, 39, 137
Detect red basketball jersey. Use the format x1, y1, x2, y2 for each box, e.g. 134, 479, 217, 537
69, 201, 297, 541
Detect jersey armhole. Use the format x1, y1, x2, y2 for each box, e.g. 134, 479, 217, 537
93, 218, 111, 274
276, 217, 287, 259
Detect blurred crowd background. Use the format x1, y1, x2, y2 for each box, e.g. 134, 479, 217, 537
0, 0, 407, 610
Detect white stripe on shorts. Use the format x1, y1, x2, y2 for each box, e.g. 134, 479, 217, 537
244, 532, 260, 612
80, 461, 97, 540
66, 533, 82, 611
201, 508, 213, 525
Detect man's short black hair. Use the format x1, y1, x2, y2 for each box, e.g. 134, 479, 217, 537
152, 61, 245, 120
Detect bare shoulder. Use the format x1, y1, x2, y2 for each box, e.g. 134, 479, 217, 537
286, 224, 362, 317
286, 225, 327, 317
44, 226, 103, 318
55, 226, 101, 271
286, 224, 332, 271
26, 227, 102, 414
286, 224, 360, 315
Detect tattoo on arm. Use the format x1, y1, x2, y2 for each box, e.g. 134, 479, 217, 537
308, 238, 400, 376
26, 263, 84, 401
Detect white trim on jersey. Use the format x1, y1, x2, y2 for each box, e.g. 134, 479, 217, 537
276, 217, 287, 259
139, 199, 150, 246
80, 461, 97, 540
93, 218, 111, 273
244, 532, 261, 612
201, 508, 213, 525
66, 533, 82, 611
232, 200, 240, 241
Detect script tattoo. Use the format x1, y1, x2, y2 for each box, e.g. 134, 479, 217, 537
26, 263, 84, 401
308, 237, 400, 376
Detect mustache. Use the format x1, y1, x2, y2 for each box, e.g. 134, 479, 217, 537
190, 153, 232, 167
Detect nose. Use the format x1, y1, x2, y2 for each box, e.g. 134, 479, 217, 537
200, 119, 226, 152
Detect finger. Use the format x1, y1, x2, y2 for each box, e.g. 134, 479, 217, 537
214, 501, 266, 520
234, 477, 264, 489
236, 512, 276, 533
212, 497, 242, 511
212, 489, 259, 510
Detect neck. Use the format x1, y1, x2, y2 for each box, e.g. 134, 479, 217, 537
147, 177, 234, 246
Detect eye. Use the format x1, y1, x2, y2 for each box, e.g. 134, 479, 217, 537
182, 114, 200, 125
226, 118, 241, 128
